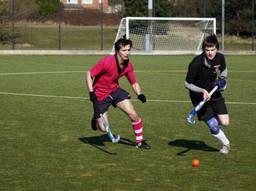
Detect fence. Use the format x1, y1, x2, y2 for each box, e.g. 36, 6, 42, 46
0, 0, 255, 52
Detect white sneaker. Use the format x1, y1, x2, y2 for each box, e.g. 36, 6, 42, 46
219, 144, 230, 154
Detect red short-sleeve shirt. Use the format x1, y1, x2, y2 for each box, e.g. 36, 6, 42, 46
90, 55, 136, 101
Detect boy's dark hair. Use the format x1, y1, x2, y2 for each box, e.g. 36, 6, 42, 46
202, 34, 219, 51
114, 35, 133, 52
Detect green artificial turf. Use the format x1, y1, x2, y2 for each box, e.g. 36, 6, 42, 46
0, 55, 255, 191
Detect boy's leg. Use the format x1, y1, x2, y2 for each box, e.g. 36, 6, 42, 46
91, 97, 112, 132
217, 114, 229, 127
117, 99, 150, 149
206, 117, 230, 154
91, 113, 108, 132
96, 112, 108, 132
91, 117, 98, 131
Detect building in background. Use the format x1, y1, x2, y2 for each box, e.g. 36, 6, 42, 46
61, 0, 109, 11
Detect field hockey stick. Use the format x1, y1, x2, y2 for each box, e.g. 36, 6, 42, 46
186, 86, 218, 125
100, 114, 120, 143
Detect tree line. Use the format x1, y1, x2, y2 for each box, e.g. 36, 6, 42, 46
0, 0, 255, 44
124, 0, 255, 36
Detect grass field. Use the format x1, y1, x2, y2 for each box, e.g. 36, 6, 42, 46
1, 23, 255, 51
2, 24, 118, 50
0, 55, 255, 191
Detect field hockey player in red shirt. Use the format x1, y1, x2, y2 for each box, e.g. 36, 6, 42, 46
86, 36, 151, 149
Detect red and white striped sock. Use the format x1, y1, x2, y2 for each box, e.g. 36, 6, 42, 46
132, 118, 144, 143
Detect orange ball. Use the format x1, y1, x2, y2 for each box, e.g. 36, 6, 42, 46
192, 159, 200, 167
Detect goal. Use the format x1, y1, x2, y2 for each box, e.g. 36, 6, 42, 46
111, 17, 216, 55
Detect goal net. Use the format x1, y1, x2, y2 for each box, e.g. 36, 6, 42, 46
111, 17, 216, 55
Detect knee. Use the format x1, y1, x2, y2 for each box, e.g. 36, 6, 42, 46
221, 120, 229, 127
99, 126, 107, 132
220, 118, 229, 127
97, 118, 107, 132
218, 115, 229, 127
206, 117, 220, 135
128, 112, 140, 122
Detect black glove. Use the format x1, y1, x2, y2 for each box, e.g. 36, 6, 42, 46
89, 91, 98, 103
214, 77, 227, 91
138, 94, 146, 103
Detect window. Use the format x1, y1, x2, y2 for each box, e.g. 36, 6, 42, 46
82, 0, 93, 4
67, 0, 78, 4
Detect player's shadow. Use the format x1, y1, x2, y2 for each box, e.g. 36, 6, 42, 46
168, 139, 218, 156
79, 134, 135, 155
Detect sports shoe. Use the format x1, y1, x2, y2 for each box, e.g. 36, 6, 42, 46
219, 144, 230, 154
136, 140, 151, 150
91, 117, 98, 131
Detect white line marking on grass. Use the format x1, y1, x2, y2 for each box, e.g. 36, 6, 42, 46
146, 99, 256, 105
135, 70, 187, 73
229, 71, 256, 73
0, 70, 256, 76
136, 70, 256, 73
0, 91, 255, 105
225, 101, 256, 105
0, 71, 87, 76
0, 91, 88, 100
146, 99, 190, 103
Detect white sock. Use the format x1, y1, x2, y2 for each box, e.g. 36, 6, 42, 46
212, 129, 230, 145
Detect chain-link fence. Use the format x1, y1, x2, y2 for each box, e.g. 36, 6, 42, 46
0, 0, 255, 52
0, 0, 123, 51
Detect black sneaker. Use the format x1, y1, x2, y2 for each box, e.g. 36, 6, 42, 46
136, 140, 151, 149
91, 117, 98, 131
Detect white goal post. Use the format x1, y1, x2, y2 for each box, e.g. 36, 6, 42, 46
111, 17, 216, 55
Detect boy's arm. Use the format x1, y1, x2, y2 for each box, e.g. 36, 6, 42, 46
132, 82, 146, 103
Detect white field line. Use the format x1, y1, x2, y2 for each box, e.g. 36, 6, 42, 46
0, 91, 255, 105
135, 70, 256, 73
0, 70, 256, 76
0, 91, 89, 100
0, 71, 87, 76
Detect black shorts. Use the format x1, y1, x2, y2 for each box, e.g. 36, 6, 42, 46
193, 97, 228, 122
93, 88, 130, 118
